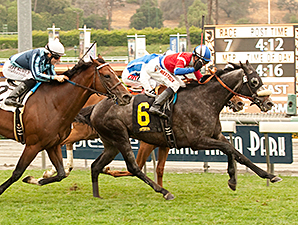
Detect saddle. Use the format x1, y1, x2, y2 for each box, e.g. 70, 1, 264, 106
0, 79, 41, 144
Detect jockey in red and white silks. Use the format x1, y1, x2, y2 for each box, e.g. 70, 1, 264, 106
147, 45, 212, 119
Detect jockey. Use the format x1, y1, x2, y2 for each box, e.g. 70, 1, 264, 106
122, 50, 176, 96
122, 53, 158, 97
146, 44, 211, 118
2, 38, 69, 108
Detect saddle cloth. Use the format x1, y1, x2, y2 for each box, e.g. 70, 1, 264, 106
132, 94, 177, 148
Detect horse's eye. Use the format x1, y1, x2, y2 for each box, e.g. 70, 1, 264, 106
104, 75, 110, 78
251, 77, 259, 87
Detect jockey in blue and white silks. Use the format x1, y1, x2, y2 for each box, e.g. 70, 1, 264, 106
2, 39, 69, 108
122, 53, 161, 96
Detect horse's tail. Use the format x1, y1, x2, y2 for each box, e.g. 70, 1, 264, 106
74, 105, 95, 127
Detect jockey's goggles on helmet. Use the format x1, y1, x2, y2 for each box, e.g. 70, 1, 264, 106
52, 54, 61, 60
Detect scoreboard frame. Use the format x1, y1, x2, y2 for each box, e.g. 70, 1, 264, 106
204, 24, 298, 113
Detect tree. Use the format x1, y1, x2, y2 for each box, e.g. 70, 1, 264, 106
33, 0, 71, 15
182, 0, 191, 51
218, 0, 254, 21
179, 0, 208, 27
83, 14, 109, 29
277, 0, 298, 14
130, 1, 163, 30
160, 0, 194, 20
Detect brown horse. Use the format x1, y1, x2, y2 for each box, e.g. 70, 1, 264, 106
0, 57, 131, 195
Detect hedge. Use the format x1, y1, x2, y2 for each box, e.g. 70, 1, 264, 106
0, 27, 203, 49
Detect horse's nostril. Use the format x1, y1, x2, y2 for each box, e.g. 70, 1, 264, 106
238, 102, 245, 107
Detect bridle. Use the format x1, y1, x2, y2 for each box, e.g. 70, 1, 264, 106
65, 62, 122, 103
198, 68, 265, 103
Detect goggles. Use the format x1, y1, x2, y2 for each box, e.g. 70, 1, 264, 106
52, 54, 61, 60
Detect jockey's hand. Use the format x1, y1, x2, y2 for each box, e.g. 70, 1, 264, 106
144, 89, 156, 98
194, 59, 203, 71
54, 75, 69, 82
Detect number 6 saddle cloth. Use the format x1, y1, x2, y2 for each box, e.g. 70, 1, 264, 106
132, 94, 177, 149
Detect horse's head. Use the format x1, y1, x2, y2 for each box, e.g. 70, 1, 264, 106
238, 60, 274, 112
91, 56, 132, 105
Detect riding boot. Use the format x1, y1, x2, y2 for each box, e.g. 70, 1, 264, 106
148, 87, 174, 119
5, 79, 36, 108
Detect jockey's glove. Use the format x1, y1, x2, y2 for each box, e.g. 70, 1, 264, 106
194, 59, 203, 71
54, 75, 69, 82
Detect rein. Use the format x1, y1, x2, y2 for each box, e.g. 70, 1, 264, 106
198, 68, 254, 101
65, 62, 121, 100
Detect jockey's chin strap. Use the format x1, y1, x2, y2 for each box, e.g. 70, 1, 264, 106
65, 62, 121, 101
198, 68, 254, 101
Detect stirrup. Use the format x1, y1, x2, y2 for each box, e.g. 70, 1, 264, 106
5, 98, 24, 108
149, 107, 168, 119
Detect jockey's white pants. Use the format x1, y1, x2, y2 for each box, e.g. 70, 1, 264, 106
2, 60, 33, 81
145, 57, 185, 93
122, 67, 158, 92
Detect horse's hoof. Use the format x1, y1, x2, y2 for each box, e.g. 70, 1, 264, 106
228, 180, 237, 191
270, 176, 283, 183
22, 176, 34, 184
164, 192, 175, 200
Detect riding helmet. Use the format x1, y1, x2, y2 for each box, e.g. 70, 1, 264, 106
193, 45, 211, 62
45, 38, 65, 56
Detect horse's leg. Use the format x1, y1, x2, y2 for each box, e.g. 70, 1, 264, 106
0, 145, 39, 195
116, 140, 174, 200
156, 147, 170, 187
42, 143, 73, 178
192, 137, 282, 183
217, 134, 237, 191
23, 145, 66, 186
91, 145, 120, 198
104, 141, 156, 177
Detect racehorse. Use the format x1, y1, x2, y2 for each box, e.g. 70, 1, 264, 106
42, 92, 244, 182
0, 57, 131, 195
81, 61, 280, 200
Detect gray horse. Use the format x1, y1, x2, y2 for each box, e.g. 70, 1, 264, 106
85, 61, 281, 200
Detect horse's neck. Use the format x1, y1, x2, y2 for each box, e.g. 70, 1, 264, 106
184, 73, 242, 114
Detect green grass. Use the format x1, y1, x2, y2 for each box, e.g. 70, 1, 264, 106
0, 170, 296, 224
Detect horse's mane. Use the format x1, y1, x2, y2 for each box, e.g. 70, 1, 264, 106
63, 58, 106, 78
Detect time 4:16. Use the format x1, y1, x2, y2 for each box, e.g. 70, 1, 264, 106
256, 64, 283, 77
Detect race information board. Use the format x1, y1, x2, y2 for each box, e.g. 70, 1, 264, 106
205, 24, 298, 114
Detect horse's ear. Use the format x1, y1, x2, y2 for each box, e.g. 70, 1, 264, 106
239, 61, 243, 68
228, 62, 240, 69
97, 54, 104, 60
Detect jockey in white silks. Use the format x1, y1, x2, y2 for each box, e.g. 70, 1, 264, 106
122, 50, 176, 97
2, 39, 69, 108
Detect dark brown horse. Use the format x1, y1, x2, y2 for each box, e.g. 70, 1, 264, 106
42, 91, 244, 184
79, 61, 280, 200
0, 57, 131, 195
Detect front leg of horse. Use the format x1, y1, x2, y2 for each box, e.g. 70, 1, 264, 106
124, 151, 174, 200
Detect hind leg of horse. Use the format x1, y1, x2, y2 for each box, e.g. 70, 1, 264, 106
156, 147, 169, 187
0, 145, 39, 195
23, 145, 66, 186
43, 143, 74, 178
103, 141, 156, 177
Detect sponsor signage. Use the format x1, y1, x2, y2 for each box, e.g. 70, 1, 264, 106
62, 126, 293, 164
